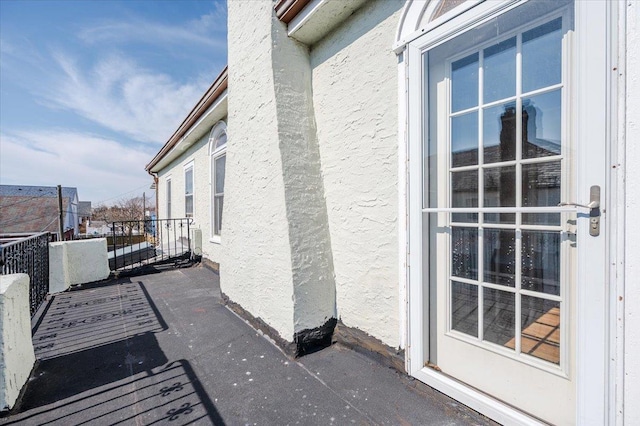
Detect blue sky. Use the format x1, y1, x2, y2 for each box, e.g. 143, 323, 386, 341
0, 0, 227, 205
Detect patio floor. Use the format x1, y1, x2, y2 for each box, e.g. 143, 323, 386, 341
1, 266, 493, 425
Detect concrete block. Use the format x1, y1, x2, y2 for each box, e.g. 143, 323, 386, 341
49, 239, 110, 294
66, 239, 110, 286
0, 274, 36, 411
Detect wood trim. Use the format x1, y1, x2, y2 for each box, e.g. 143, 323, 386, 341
145, 66, 228, 173
274, 0, 312, 24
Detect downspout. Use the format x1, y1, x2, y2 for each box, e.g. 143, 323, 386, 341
147, 169, 159, 219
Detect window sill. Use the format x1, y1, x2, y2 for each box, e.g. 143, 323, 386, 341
209, 236, 221, 245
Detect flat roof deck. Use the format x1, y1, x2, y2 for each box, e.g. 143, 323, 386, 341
1, 266, 492, 425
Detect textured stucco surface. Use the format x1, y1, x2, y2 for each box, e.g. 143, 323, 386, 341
624, 1, 640, 423
271, 10, 337, 334
0, 274, 35, 411
310, 0, 404, 347
224, 0, 296, 340
49, 240, 109, 293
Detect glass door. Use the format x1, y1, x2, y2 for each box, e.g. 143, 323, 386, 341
421, 2, 583, 424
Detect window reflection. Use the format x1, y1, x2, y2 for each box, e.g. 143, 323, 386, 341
484, 229, 516, 286
452, 53, 479, 112
451, 227, 478, 280
483, 104, 516, 164
483, 288, 515, 345
521, 231, 560, 296
452, 281, 479, 337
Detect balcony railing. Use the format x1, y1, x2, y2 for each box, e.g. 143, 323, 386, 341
0, 232, 53, 316
109, 218, 193, 272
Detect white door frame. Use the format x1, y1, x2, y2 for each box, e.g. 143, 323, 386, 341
398, 1, 619, 424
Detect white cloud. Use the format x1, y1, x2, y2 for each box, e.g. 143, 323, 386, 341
0, 130, 155, 204
44, 52, 210, 144
77, 10, 226, 49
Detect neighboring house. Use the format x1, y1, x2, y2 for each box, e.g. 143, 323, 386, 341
146, 1, 639, 424
0, 185, 79, 239
78, 201, 92, 234
78, 201, 92, 223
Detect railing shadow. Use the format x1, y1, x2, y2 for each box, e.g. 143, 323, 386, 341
3, 279, 224, 425
5, 358, 224, 425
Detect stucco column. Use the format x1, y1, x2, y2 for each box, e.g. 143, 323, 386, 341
226, 0, 336, 353
271, 14, 337, 353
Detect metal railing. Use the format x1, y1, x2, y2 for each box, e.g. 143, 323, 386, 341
0, 232, 52, 316
109, 218, 192, 272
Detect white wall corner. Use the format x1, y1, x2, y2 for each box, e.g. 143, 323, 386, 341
0, 274, 36, 411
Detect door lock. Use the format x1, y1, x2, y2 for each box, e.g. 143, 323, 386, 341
558, 185, 601, 236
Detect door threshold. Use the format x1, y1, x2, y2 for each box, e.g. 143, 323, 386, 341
412, 367, 550, 426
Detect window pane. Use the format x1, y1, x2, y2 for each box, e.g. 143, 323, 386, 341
451, 281, 478, 337
484, 166, 515, 224
521, 296, 560, 364
452, 53, 479, 112
483, 103, 516, 164
522, 161, 561, 225
185, 195, 193, 216
483, 288, 515, 346
216, 132, 227, 149
452, 170, 478, 223
522, 18, 562, 93
215, 155, 226, 194
484, 229, 515, 286
483, 37, 516, 103
451, 112, 478, 167
523, 90, 562, 159
214, 195, 223, 235
185, 168, 193, 194
451, 227, 478, 280
521, 230, 560, 295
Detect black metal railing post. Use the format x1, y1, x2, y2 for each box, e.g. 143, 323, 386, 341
112, 222, 118, 271
0, 232, 52, 316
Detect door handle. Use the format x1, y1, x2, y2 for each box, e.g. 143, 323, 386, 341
558, 185, 601, 236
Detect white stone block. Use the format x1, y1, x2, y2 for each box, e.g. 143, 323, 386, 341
0, 274, 36, 411
49, 239, 110, 294
66, 239, 110, 286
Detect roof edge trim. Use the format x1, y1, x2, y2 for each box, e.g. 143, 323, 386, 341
146, 66, 228, 173
275, 0, 312, 24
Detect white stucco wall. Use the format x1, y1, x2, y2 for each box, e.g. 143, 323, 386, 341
0, 274, 35, 411
310, 0, 404, 347
624, 1, 640, 423
49, 239, 110, 293
225, 0, 296, 340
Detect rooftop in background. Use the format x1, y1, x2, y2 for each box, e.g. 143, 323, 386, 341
0, 185, 79, 237
0, 197, 69, 234
0, 185, 78, 200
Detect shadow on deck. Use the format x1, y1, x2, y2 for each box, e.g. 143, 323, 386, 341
2, 277, 223, 425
